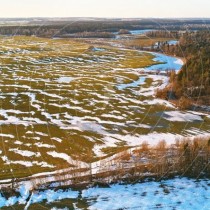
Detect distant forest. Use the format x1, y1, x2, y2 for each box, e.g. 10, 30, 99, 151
0, 19, 210, 37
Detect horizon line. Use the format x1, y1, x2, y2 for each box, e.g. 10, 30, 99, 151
0, 17, 210, 19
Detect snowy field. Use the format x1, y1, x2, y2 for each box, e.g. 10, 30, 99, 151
0, 36, 209, 179
82, 178, 210, 210
0, 178, 209, 209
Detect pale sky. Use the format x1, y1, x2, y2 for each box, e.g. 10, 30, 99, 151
0, 0, 209, 18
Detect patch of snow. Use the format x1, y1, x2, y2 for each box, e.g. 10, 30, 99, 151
47, 151, 88, 168
143, 99, 175, 108
0, 134, 14, 138
9, 148, 41, 157
162, 111, 203, 122
56, 77, 73, 83
51, 137, 62, 143
34, 142, 55, 148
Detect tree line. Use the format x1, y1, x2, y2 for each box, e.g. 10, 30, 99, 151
155, 30, 210, 107
0, 19, 210, 37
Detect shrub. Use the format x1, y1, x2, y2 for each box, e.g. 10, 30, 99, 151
178, 96, 192, 110
155, 88, 168, 100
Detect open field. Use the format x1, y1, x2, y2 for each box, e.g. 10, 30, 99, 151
0, 35, 209, 181
122, 36, 175, 48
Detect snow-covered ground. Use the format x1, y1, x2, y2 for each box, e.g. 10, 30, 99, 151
0, 178, 209, 209
56, 76, 74, 83
162, 111, 204, 122
82, 178, 210, 210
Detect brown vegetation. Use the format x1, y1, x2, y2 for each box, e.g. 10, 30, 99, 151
177, 96, 192, 110
3, 136, 209, 195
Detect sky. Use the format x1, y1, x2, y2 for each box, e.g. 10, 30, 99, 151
0, 0, 209, 18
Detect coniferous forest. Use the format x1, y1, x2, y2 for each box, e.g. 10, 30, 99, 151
153, 31, 210, 106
